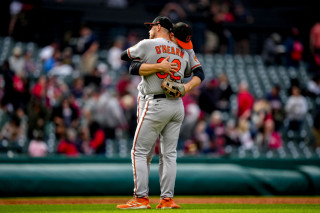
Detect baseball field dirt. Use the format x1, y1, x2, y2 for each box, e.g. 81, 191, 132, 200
0, 197, 319, 205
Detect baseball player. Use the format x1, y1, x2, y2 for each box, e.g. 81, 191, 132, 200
117, 17, 204, 209
135, 22, 204, 208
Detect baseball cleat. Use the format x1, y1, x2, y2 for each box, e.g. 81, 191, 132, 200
117, 196, 151, 209
156, 197, 180, 209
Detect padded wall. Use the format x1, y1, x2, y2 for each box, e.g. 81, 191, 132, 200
0, 163, 319, 196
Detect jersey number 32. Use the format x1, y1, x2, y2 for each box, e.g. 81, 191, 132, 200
156, 57, 181, 80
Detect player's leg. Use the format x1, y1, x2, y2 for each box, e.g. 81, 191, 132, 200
157, 99, 184, 209
146, 142, 155, 196
159, 99, 184, 199
158, 134, 164, 184
118, 99, 163, 209
157, 120, 183, 209
131, 99, 166, 198
139, 95, 158, 196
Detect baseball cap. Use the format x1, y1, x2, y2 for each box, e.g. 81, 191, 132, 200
144, 16, 173, 32
173, 22, 193, 49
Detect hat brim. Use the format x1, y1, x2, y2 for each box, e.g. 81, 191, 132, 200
144, 22, 154, 30
176, 39, 193, 50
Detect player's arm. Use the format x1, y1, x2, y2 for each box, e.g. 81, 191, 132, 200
183, 66, 204, 93
120, 50, 132, 61
129, 56, 178, 76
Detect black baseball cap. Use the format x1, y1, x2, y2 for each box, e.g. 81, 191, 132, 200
144, 16, 173, 32
173, 22, 193, 49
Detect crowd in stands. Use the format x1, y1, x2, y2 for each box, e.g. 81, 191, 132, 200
159, 0, 254, 55
0, 0, 320, 158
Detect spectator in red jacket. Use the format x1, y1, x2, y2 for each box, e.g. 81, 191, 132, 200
237, 82, 254, 119
89, 121, 106, 154
57, 128, 79, 156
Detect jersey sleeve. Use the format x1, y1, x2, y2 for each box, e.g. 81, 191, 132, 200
185, 49, 201, 78
127, 39, 149, 61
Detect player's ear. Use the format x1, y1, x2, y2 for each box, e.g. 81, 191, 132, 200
169, 32, 174, 41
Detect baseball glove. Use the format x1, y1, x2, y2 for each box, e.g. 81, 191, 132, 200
161, 77, 185, 98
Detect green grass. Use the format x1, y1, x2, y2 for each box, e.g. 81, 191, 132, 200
1, 204, 320, 213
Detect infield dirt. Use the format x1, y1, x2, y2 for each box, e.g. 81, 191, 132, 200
0, 197, 319, 205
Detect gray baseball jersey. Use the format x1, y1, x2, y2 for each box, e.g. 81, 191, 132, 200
128, 37, 192, 199
128, 38, 191, 96
184, 49, 201, 78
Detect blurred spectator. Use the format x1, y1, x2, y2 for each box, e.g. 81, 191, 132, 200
48, 58, 73, 78
8, 0, 23, 36
120, 94, 137, 138
181, 90, 201, 142
9, 46, 25, 75
285, 86, 308, 131
237, 81, 254, 119
28, 136, 48, 157
224, 119, 240, 146
52, 97, 80, 139
31, 75, 47, 99
83, 65, 102, 88
207, 1, 234, 54
44, 49, 61, 73
193, 120, 211, 153
0, 61, 15, 108
251, 99, 273, 136
187, 0, 211, 53
76, 25, 99, 75
199, 79, 220, 114
71, 77, 84, 99
284, 28, 304, 67
183, 139, 199, 155
256, 119, 282, 149
266, 84, 284, 131
0, 113, 24, 143
160, 2, 187, 23
89, 121, 106, 154
12, 70, 28, 110
124, 31, 139, 49
116, 73, 131, 97
108, 37, 126, 71
57, 128, 79, 156
237, 118, 254, 150
262, 33, 285, 66
8, 0, 39, 41
83, 89, 126, 139
46, 76, 68, 107
206, 111, 225, 155
310, 22, 320, 73
217, 73, 233, 112
75, 125, 92, 155
39, 42, 59, 62
24, 51, 38, 75
232, 1, 254, 55
287, 77, 302, 96
27, 96, 50, 140
312, 110, 320, 147
306, 74, 320, 98
61, 47, 74, 67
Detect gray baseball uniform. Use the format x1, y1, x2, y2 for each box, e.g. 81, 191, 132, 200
133, 43, 201, 198
128, 37, 191, 198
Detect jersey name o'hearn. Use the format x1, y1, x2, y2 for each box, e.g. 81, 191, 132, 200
154, 45, 185, 58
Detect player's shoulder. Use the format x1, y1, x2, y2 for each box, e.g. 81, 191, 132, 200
136, 39, 151, 45
186, 49, 201, 64
185, 49, 195, 55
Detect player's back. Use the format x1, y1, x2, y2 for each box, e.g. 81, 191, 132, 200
128, 38, 190, 95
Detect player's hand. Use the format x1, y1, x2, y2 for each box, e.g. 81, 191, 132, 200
159, 56, 178, 74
